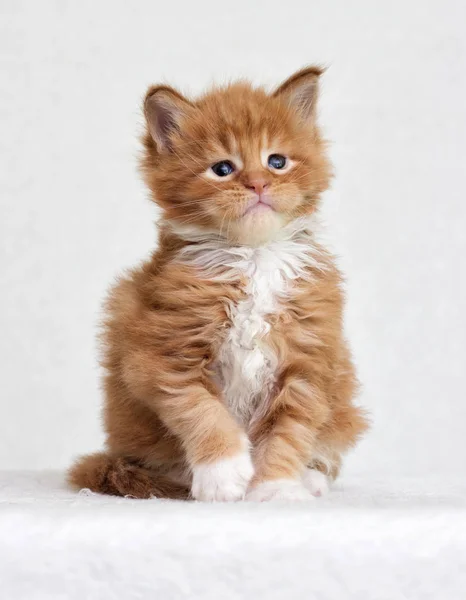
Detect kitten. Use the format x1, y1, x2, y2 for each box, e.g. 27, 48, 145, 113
68, 67, 368, 502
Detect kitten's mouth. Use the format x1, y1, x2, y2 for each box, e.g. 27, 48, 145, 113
243, 197, 275, 217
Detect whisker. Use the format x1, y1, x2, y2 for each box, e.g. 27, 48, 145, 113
219, 206, 231, 239
172, 214, 206, 227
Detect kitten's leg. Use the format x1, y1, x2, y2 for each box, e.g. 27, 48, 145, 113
148, 383, 253, 502
121, 338, 254, 502
247, 377, 329, 502
302, 468, 329, 497
302, 453, 342, 497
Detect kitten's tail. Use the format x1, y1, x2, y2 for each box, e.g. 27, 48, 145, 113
67, 452, 190, 500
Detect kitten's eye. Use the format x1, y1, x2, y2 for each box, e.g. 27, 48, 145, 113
268, 154, 287, 170
210, 160, 235, 177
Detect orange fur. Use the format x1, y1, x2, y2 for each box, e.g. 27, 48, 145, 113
68, 67, 368, 501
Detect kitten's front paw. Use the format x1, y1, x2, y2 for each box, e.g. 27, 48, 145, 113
191, 448, 254, 502
246, 479, 314, 502
302, 468, 330, 497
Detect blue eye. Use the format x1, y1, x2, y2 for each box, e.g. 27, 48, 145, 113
211, 160, 235, 177
268, 154, 287, 169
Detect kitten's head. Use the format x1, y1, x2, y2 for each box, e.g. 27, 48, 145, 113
141, 67, 331, 245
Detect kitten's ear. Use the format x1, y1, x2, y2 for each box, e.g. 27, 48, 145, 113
144, 85, 192, 151
273, 66, 324, 123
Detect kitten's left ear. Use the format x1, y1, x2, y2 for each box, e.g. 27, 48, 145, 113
144, 85, 193, 151
273, 66, 324, 123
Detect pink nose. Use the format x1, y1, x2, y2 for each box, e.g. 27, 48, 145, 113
245, 179, 269, 195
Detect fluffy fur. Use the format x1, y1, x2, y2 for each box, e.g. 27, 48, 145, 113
68, 67, 368, 501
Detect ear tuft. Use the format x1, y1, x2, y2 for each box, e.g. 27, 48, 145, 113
144, 86, 191, 151
273, 66, 325, 122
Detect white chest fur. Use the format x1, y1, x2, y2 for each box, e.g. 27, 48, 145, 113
174, 217, 327, 428
218, 245, 301, 426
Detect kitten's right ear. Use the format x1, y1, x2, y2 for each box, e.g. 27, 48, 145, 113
144, 86, 192, 151
273, 66, 324, 124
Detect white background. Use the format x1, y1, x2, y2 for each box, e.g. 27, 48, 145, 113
1, 0, 465, 476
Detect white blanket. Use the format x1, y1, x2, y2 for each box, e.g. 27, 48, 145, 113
1, 471, 465, 599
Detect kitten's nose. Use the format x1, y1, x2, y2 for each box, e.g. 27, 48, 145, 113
245, 177, 269, 195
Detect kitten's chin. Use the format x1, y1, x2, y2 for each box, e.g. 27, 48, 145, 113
228, 210, 287, 246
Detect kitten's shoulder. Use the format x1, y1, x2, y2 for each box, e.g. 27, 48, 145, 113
103, 244, 171, 318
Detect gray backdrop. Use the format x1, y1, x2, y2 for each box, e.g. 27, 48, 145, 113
1, 0, 465, 477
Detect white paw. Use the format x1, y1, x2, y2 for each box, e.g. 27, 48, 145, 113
191, 446, 254, 502
302, 468, 330, 497
246, 479, 314, 502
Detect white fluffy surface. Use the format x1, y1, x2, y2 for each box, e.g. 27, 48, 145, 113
1, 472, 465, 599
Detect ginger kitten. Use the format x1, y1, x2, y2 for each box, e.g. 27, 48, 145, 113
68, 67, 368, 502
